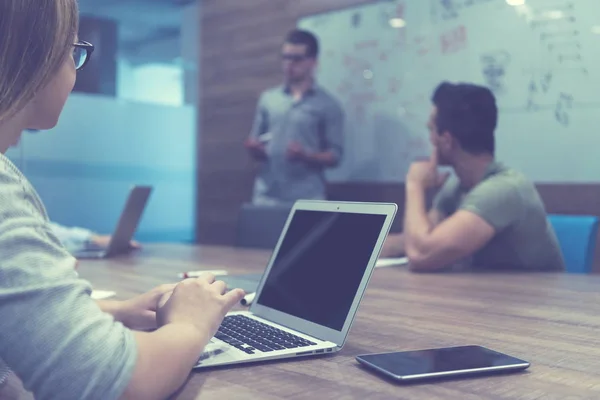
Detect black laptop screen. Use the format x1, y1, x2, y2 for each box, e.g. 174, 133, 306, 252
256, 210, 386, 331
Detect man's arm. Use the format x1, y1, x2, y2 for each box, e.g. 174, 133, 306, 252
404, 179, 514, 271
245, 94, 268, 161
379, 209, 444, 258
317, 102, 344, 167
48, 221, 93, 252
297, 149, 339, 167
290, 102, 344, 167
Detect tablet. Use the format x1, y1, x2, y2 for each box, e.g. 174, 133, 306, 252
356, 345, 530, 383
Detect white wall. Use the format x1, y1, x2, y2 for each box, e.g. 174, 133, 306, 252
6, 3, 201, 242
299, 0, 600, 182
118, 59, 184, 106
9, 94, 196, 242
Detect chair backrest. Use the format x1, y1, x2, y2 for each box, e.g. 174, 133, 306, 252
235, 203, 292, 249
547, 214, 599, 273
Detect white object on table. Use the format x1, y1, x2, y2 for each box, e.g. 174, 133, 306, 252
258, 132, 273, 143
91, 290, 116, 300
198, 341, 230, 362
375, 257, 409, 268
178, 270, 228, 279
241, 292, 256, 306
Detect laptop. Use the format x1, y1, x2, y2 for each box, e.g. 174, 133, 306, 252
74, 185, 153, 259
194, 200, 397, 369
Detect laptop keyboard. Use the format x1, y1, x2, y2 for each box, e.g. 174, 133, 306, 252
215, 315, 317, 354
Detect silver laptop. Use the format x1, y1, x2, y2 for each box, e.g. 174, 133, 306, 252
194, 200, 397, 369
74, 185, 153, 259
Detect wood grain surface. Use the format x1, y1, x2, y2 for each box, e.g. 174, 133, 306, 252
73, 244, 600, 399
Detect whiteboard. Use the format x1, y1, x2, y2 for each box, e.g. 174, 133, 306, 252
298, 0, 600, 182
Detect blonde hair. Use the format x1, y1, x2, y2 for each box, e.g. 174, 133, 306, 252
0, 0, 79, 121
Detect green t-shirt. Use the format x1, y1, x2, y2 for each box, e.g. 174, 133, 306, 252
433, 162, 565, 271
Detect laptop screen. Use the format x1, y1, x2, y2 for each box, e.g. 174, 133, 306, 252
256, 209, 387, 331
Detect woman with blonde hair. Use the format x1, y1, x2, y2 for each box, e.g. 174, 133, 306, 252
0, 1, 244, 399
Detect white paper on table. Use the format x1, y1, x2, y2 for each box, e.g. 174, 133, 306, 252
375, 257, 409, 268
240, 292, 256, 306
91, 290, 116, 300
258, 132, 273, 143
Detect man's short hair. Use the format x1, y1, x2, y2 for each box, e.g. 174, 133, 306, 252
284, 29, 319, 58
432, 82, 498, 155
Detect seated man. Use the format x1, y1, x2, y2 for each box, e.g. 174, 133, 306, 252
381, 82, 564, 272
49, 222, 139, 254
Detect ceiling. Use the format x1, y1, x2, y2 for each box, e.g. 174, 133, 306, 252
78, 0, 197, 63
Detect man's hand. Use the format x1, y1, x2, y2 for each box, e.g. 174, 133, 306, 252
406, 151, 450, 190
287, 142, 339, 167
380, 233, 405, 258
157, 273, 245, 340
244, 138, 267, 160
113, 284, 177, 331
286, 141, 307, 161
90, 235, 141, 250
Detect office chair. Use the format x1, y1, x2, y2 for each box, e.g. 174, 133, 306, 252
548, 214, 599, 273
235, 203, 292, 249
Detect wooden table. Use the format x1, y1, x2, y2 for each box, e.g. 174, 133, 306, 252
76, 244, 600, 400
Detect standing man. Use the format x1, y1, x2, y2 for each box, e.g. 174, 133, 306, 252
245, 29, 344, 205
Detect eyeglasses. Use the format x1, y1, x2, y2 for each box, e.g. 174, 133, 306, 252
73, 41, 94, 71
281, 53, 309, 63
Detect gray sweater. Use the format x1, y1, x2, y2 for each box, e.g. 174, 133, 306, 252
0, 153, 137, 399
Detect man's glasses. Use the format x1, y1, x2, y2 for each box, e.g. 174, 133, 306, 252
73, 41, 95, 71
281, 53, 308, 63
